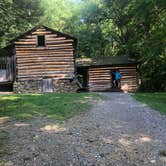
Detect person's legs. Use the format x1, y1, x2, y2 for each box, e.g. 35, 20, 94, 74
113, 80, 116, 87
115, 80, 118, 88
117, 80, 121, 88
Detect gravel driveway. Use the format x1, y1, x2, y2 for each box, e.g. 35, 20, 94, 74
0, 92, 166, 166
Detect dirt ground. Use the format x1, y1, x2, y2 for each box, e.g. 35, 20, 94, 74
0, 92, 166, 166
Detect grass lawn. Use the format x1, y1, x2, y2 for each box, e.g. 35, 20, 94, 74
0, 93, 99, 121
134, 92, 166, 114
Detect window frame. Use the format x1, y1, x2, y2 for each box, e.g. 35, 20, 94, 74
37, 35, 45, 47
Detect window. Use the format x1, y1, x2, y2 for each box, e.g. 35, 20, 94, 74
37, 35, 45, 47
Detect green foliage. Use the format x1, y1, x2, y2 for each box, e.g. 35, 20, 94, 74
0, 0, 165, 90
0, 93, 99, 121
0, 0, 42, 47
40, 0, 77, 31
131, 0, 166, 91
134, 93, 166, 114
100, 0, 166, 90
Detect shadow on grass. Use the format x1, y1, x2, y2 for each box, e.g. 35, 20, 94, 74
0, 93, 100, 121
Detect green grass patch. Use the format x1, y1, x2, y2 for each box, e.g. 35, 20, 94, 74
133, 92, 166, 114
0, 93, 100, 121
159, 150, 166, 157
0, 160, 5, 166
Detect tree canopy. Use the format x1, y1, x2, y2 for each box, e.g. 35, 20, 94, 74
0, 0, 42, 47
0, 0, 165, 90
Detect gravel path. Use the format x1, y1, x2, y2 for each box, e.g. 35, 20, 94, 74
0, 92, 166, 166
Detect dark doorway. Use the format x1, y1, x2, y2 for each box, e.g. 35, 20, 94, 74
77, 67, 88, 91
0, 83, 13, 92
110, 69, 122, 92
110, 70, 115, 88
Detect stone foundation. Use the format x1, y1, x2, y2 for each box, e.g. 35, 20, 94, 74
13, 79, 78, 93
53, 79, 78, 93
13, 80, 42, 93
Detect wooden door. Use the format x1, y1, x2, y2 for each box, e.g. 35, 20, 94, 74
42, 78, 53, 92
0, 70, 7, 81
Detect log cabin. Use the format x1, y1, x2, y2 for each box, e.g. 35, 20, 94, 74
76, 56, 139, 92
0, 25, 77, 93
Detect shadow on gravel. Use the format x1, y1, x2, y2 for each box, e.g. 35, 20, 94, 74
0, 92, 166, 165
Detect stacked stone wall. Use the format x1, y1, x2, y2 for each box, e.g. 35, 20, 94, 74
53, 79, 78, 93
13, 79, 78, 93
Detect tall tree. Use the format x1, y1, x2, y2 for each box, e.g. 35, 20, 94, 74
40, 0, 77, 31
103, 0, 166, 90
65, 0, 112, 57
0, 0, 165, 90
0, 0, 42, 47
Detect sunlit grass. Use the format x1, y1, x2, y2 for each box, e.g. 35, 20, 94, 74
0, 160, 4, 166
0, 93, 100, 121
133, 92, 166, 114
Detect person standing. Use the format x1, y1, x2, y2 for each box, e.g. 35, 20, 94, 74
114, 69, 122, 88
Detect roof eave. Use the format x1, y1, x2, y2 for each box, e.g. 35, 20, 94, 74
9, 25, 77, 44
76, 62, 139, 68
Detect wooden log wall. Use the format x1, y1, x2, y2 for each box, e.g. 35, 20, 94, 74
88, 65, 138, 92
88, 67, 111, 91
15, 27, 75, 81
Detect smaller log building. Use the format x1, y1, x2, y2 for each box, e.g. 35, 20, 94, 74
76, 56, 139, 92
0, 25, 77, 93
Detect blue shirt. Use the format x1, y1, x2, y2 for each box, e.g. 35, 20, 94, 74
115, 72, 121, 80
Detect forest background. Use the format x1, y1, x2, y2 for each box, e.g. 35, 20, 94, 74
0, 0, 165, 90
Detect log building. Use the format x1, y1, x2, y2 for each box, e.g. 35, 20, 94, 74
0, 25, 77, 93
76, 56, 139, 92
